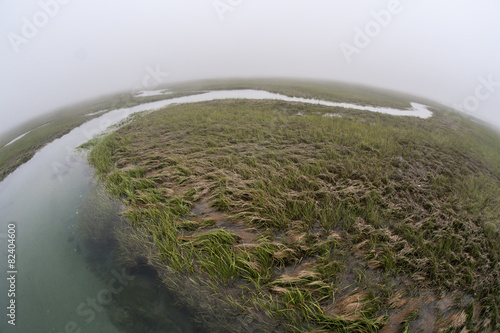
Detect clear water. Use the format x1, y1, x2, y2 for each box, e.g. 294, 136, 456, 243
0, 90, 433, 332
0, 132, 200, 332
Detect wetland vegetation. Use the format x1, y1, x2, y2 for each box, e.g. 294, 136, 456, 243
0, 87, 199, 182
82, 83, 500, 332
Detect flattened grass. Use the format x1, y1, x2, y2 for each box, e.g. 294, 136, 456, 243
88, 98, 500, 332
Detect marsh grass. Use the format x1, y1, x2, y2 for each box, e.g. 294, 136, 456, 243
0, 91, 138, 182
87, 96, 500, 331
0, 88, 202, 182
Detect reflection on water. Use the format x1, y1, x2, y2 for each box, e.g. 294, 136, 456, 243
75, 215, 203, 333
76, 183, 122, 244
107, 266, 202, 333
74, 184, 204, 333
0, 139, 203, 332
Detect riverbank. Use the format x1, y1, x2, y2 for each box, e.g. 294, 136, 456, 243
1, 78, 447, 183
0, 88, 198, 182
85, 94, 500, 332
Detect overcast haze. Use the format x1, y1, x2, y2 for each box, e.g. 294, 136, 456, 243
1, 0, 499, 135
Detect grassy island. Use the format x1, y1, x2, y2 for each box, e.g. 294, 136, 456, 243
84, 82, 500, 332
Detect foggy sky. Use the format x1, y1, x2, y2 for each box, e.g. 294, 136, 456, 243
1, 0, 499, 135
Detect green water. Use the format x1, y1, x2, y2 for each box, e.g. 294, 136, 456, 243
0, 118, 202, 332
